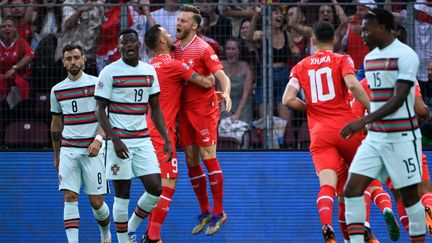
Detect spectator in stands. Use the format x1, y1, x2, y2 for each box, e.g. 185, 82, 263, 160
338, 0, 375, 70
218, 0, 258, 37
195, 0, 232, 50
129, 0, 155, 62
0, 0, 11, 24
32, 0, 62, 49
0, 16, 34, 102
9, 0, 34, 43
96, 0, 134, 72
222, 38, 253, 123
55, 0, 104, 76
150, 0, 179, 39
237, 17, 260, 73
248, 6, 297, 123
199, 10, 222, 56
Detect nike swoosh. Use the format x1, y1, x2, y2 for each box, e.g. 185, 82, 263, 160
408, 175, 415, 179
97, 186, 102, 189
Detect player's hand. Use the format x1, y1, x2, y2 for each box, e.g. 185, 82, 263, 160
216, 91, 232, 112
163, 140, 173, 163
112, 137, 130, 159
87, 140, 102, 157
340, 119, 366, 140
54, 157, 60, 171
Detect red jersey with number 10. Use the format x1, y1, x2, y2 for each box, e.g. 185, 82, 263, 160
172, 35, 223, 105
146, 54, 195, 136
290, 50, 357, 133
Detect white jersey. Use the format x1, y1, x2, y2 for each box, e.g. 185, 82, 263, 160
364, 39, 421, 142
50, 73, 99, 154
95, 58, 160, 148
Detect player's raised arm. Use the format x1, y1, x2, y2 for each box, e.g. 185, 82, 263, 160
344, 73, 370, 113
148, 94, 173, 162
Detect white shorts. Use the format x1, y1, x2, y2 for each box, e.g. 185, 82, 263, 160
349, 138, 422, 189
105, 138, 160, 180
58, 149, 108, 195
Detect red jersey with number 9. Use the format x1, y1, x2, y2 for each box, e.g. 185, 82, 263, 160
289, 50, 357, 133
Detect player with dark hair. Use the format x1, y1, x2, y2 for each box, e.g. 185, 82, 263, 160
172, 4, 232, 236
125, 24, 215, 243
95, 28, 172, 243
283, 21, 369, 243
51, 44, 111, 243
341, 8, 425, 243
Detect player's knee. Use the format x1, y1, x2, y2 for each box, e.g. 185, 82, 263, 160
89, 196, 104, 209
63, 190, 78, 202
343, 183, 362, 198
162, 178, 177, 189
199, 146, 216, 160
148, 184, 162, 197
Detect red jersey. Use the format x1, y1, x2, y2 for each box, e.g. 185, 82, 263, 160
146, 54, 195, 136
172, 35, 223, 105
17, 22, 32, 44
290, 50, 357, 134
351, 78, 422, 118
0, 37, 34, 79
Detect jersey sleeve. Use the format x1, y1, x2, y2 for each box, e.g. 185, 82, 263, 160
149, 66, 160, 95
341, 55, 356, 77
21, 40, 35, 58
203, 46, 223, 74
397, 51, 419, 83
288, 64, 301, 90
176, 61, 195, 82
50, 88, 62, 115
94, 68, 113, 101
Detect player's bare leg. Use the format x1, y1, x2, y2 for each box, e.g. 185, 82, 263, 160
185, 144, 212, 234
144, 178, 177, 242
200, 145, 227, 236
63, 190, 80, 243
89, 195, 111, 243
127, 174, 162, 243
317, 169, 338, 243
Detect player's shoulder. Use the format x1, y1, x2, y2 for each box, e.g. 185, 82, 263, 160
395, 41, 418, 58
51, 77, 69, 92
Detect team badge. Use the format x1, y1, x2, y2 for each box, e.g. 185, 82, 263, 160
83, 87, 89, 96
111, 164, 120, 175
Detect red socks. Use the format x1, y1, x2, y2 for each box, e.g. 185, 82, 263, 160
371, 188, 393, 212
338, 202, 349, 240
421, 192, 432, 208
188, 164, 210, 213
203, 158, 224, 215
317, 185, 335, 226
397, 200, 409, 233
147, 186, 175, 240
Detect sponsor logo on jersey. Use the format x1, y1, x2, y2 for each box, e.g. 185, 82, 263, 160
182, 63, 190, 70
210, 54, 219, 61
97, 80, 104, 89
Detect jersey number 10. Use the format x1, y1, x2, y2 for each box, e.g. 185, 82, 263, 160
308, 67, 335, 103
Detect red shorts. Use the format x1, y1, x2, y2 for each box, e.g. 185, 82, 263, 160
151, 132, 178, 179
386, 153, 429, 189
310, 130, 363, 173
178, 99, 219, 147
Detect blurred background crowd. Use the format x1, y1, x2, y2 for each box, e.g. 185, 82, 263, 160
0, 0, 431, 150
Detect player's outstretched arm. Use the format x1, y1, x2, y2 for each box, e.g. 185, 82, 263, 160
344, 74, 370, 112
95, 99, 129, 159
282, 78, 306, 111
188, 72, 215, 88
51, 114, 62, 171
148, 94, 173, 162
341, 81, 412, 139
214, 69, 232, 112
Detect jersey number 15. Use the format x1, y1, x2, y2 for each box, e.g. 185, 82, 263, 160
308, 67, 335, 103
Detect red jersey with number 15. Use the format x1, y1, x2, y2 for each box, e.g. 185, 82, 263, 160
146, 54, 195, 136
172, 35, 223, 105
290, 50, 357, 133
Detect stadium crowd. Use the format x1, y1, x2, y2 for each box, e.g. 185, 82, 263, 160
0, 0, 431, 150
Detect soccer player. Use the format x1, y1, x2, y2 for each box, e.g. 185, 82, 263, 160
50, 44, 111, 243
282, 21, 369, 243
172, 5, 232, 236
94, 28, 172, 243
340, 8, 426, 243
128, 24, 215, 242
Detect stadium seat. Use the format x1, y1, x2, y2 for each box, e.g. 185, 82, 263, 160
4, 121, 50, 148
34, 92, 51, 119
